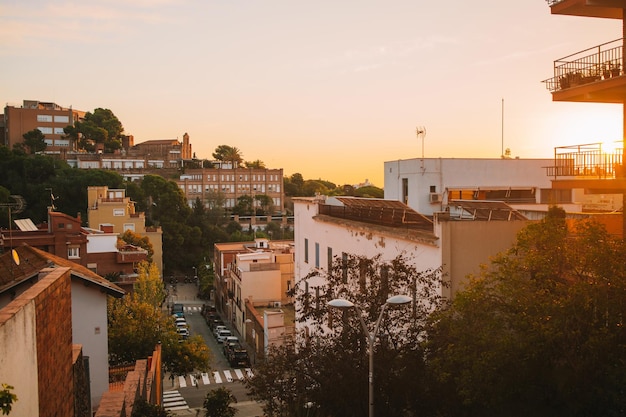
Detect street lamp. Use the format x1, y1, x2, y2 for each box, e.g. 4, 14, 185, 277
328, 294, 411, 417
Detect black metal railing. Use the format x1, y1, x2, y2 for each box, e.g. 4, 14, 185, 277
542, 39, 623, 92
545, 143, 623, 179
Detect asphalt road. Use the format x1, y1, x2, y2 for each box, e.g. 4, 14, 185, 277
166, 283, 263, 416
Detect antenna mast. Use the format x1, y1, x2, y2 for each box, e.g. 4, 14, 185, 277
416, 126, 426, 158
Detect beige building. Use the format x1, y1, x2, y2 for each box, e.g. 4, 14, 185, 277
2, 100, 85, 152
214, 238, 294, 337
87, 186, 163, 274
178, 167, 285, 213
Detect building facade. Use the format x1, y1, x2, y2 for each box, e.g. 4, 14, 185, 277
2, 100, 85, 152
542, 0, 626, 236
213, 238, 294, 337
178, 167, 285, 213
87, 186, 163, 275
293, 196, 530, 333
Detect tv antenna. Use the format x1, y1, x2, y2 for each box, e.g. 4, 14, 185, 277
416, 126, 427, 158
0, 195, 27, 277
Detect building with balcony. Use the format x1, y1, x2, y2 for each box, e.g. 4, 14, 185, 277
213, 238, 294, 341
542, 0, 626, 235
0, 209, 149, 282
87, 186, 163, 275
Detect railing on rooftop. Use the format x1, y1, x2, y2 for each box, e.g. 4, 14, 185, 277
545, 0, 565, 6
546, 143, 623, 179
542, 39, 623, 92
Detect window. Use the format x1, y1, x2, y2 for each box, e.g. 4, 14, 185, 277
315, 243, 320, 268
304, 238, 309, 263
54, 127, 65, 134
37, 115, 53, 122
327, 247, 333, 272
38, 127, 53, 134
429, 185, 436, 193
68, 247, 80, 259
54, 115, 69, 123
113, 209, 125, 216
402, 178, 409, 205
123, 223, 135, 232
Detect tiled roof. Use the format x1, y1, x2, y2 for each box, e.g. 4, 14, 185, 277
0, 244, 125, 297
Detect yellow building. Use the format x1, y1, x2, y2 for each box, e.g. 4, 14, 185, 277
87, 186, 163, 274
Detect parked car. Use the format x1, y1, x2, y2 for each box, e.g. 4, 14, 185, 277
213, 325, 227, 337
177, 327, 189, 340
216, 329, 232, 343
227, 344, 250, 368
222, 336, 240, 355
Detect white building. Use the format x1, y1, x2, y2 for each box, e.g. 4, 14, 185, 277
293, 196, 530, 334
383, 157, 592, 217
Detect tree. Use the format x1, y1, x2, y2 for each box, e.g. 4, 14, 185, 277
244, 159, 266, 169
246, 253, 444, 417
254, 194, 273, 215
0, 384, 17, 415
21, 129, 47, 154
108, 262, 210, 374
203, 387, 238, 417
68, 108, 123, 153
131, 399, 171, 417
425, 208, 626, 417
233, 195, 254, 216
119, 230, 155, 262
212, 145, 243, 168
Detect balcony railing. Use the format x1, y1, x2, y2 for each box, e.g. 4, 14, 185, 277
545, 143, 623, 179
542, 39, 623, 92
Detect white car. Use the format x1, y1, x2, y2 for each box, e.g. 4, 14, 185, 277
213, 325, 227, 337
216, 329, 232, 343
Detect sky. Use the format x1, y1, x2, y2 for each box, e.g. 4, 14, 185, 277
1, 0, 622, 187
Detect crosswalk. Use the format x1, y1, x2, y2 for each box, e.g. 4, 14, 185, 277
163, 390, 189, 412
176, 368, 254, 388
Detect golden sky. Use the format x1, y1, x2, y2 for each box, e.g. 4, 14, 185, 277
1, 1, 621, 187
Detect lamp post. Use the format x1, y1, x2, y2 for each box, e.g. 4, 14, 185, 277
328, 294, 411, 417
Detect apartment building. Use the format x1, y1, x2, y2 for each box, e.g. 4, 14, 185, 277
542, 0, 626, 237
2, 100, 85, 152
293, 196, 530, 334
213, 238, 294, 334
87, 186, 163, 274
178, 167, 285, 213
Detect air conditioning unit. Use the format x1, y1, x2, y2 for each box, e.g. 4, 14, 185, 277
429, 193, 442, 203
273, 301, 282, 308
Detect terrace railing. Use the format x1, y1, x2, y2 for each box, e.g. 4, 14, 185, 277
542, 39, 623, 92
545, 143, 623, 179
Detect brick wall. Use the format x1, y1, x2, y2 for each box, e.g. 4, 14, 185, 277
34, 268, 74, 417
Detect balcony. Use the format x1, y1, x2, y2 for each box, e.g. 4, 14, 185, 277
546, 143, 626, 191
546, 0, 624, 19
542, 39, 626, 103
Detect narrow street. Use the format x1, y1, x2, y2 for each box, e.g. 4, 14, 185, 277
163, 282, 263, 417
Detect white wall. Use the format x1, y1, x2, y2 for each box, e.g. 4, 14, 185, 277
71, 279, 109, 410
294, 198, 442, 331
86, 233, 118, 253
384, 158, 553, 215
0, 301, 39, 417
